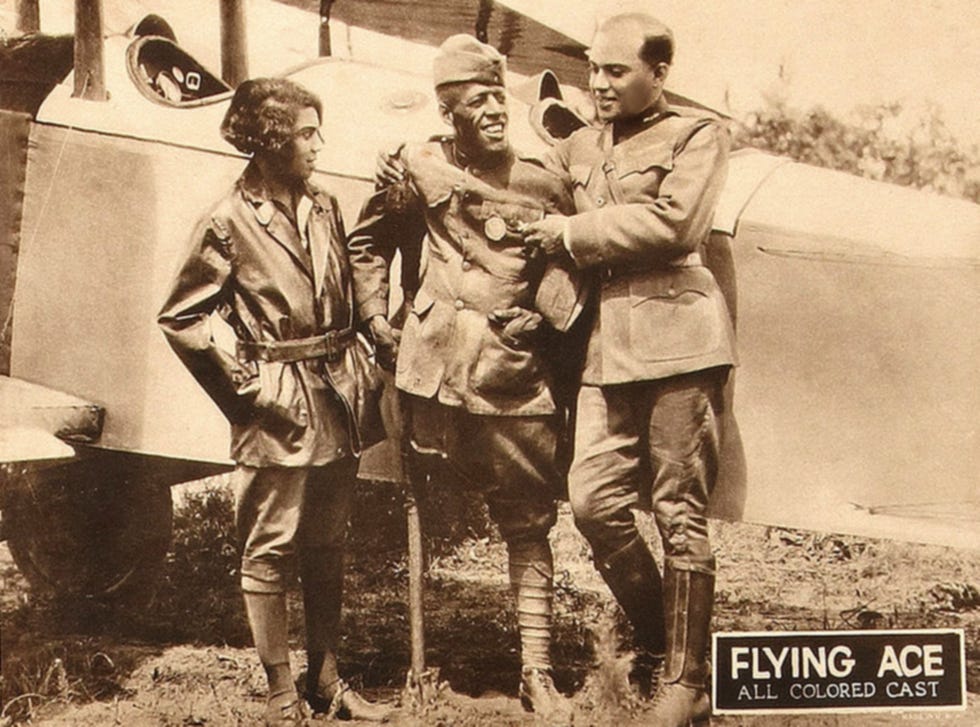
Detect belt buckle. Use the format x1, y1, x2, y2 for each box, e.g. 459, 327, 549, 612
238, 340, 268, 363
323, 332, 341, 364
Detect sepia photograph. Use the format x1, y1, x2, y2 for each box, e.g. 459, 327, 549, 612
1, 1, 977, 724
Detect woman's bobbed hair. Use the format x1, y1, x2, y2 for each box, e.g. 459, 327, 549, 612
220, 78, 323, 155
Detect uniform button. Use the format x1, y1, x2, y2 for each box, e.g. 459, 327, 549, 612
596, 196, 606, 206
461, 260, 472, 271
667, 287, 677, 296
454, 299, 465, 310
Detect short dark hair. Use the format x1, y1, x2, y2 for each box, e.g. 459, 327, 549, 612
598, 13, 674, 67
220, 78, 322, 155
639, 33, 674, 67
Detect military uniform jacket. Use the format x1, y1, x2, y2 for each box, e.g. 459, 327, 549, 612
349, 140, 573, 417
544, 96, 737, 385
159, 162, 381, 468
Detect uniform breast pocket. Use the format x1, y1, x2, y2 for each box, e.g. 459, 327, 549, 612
615, 144, 673, 198
627, 272, 722, 361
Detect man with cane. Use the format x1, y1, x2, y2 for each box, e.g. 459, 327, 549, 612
348, 34, 581, 723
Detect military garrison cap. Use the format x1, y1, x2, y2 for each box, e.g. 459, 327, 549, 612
433, 34, 506, 88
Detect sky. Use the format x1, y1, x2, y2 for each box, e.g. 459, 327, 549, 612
501, 0, 980, 147
2, 0, 978, 146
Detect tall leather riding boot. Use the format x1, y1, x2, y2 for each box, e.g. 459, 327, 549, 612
596, 536, 666, 695
301, 548, 343, 699
243, 591, 306, 725
649, 563, 714, 727
301, 548, 390, 722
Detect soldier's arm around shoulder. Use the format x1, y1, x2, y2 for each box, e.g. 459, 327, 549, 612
347, 148, 426, 324
566, 117, 731, 269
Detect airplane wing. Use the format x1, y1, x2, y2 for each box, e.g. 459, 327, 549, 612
0, 376, 103, 464
721, 156, 980, 550
281, 0, 589, 83
294, 0, 724, 115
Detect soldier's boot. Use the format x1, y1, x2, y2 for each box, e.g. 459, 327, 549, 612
520, 667, 572, 726
509, 539, 573, 725
301, 548, 391, 722
243, 591, 308, 726
596, 536, 666, 697
648, 563, 714, 727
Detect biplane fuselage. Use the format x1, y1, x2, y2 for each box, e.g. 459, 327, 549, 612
2, 6, 978, 559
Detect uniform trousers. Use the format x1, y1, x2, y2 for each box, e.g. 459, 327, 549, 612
234, 457, 356, 594
568, 367, 729, 573
406, 394, 560, 543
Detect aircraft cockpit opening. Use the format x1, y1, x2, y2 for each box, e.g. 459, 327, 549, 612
126, 32, 230, 107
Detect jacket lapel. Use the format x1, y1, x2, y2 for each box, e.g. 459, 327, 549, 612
266, 207, 314, 281
239, 163, 315, 282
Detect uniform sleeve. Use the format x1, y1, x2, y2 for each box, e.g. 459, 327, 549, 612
157, 216, 259, 425
347, 183, 426, 323
566, 121, 730, 269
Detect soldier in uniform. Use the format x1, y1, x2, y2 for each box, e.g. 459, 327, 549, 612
158, 78, 389, 725
348, 35, 576, 722
523, 13, 737, 726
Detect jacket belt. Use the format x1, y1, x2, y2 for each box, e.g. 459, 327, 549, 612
600, 250, 703, 280
237, 328, 355, 364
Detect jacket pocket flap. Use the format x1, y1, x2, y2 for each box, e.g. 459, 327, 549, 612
616, 144, 674, 178
629, 269, 711, 305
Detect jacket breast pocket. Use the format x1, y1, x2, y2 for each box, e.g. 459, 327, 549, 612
614, 144, 673, 198
470, 328, 542, 398
627, 271, 723, 362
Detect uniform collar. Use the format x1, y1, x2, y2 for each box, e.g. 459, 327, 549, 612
448, 140, 515, 176
611, 93, 674, 143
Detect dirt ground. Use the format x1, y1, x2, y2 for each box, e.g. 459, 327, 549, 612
1, 482, 978, 726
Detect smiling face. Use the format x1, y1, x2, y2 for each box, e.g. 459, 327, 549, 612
588, 26, 668, 123
439, 82, 509, 161
277, 105, 323, 183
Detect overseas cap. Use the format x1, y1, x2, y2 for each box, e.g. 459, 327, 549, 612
433, 34, 506, 88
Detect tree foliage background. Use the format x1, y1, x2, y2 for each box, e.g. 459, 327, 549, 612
733, 98, 980, 205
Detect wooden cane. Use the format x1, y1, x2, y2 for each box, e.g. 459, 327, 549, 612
400, 395, 439, 708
